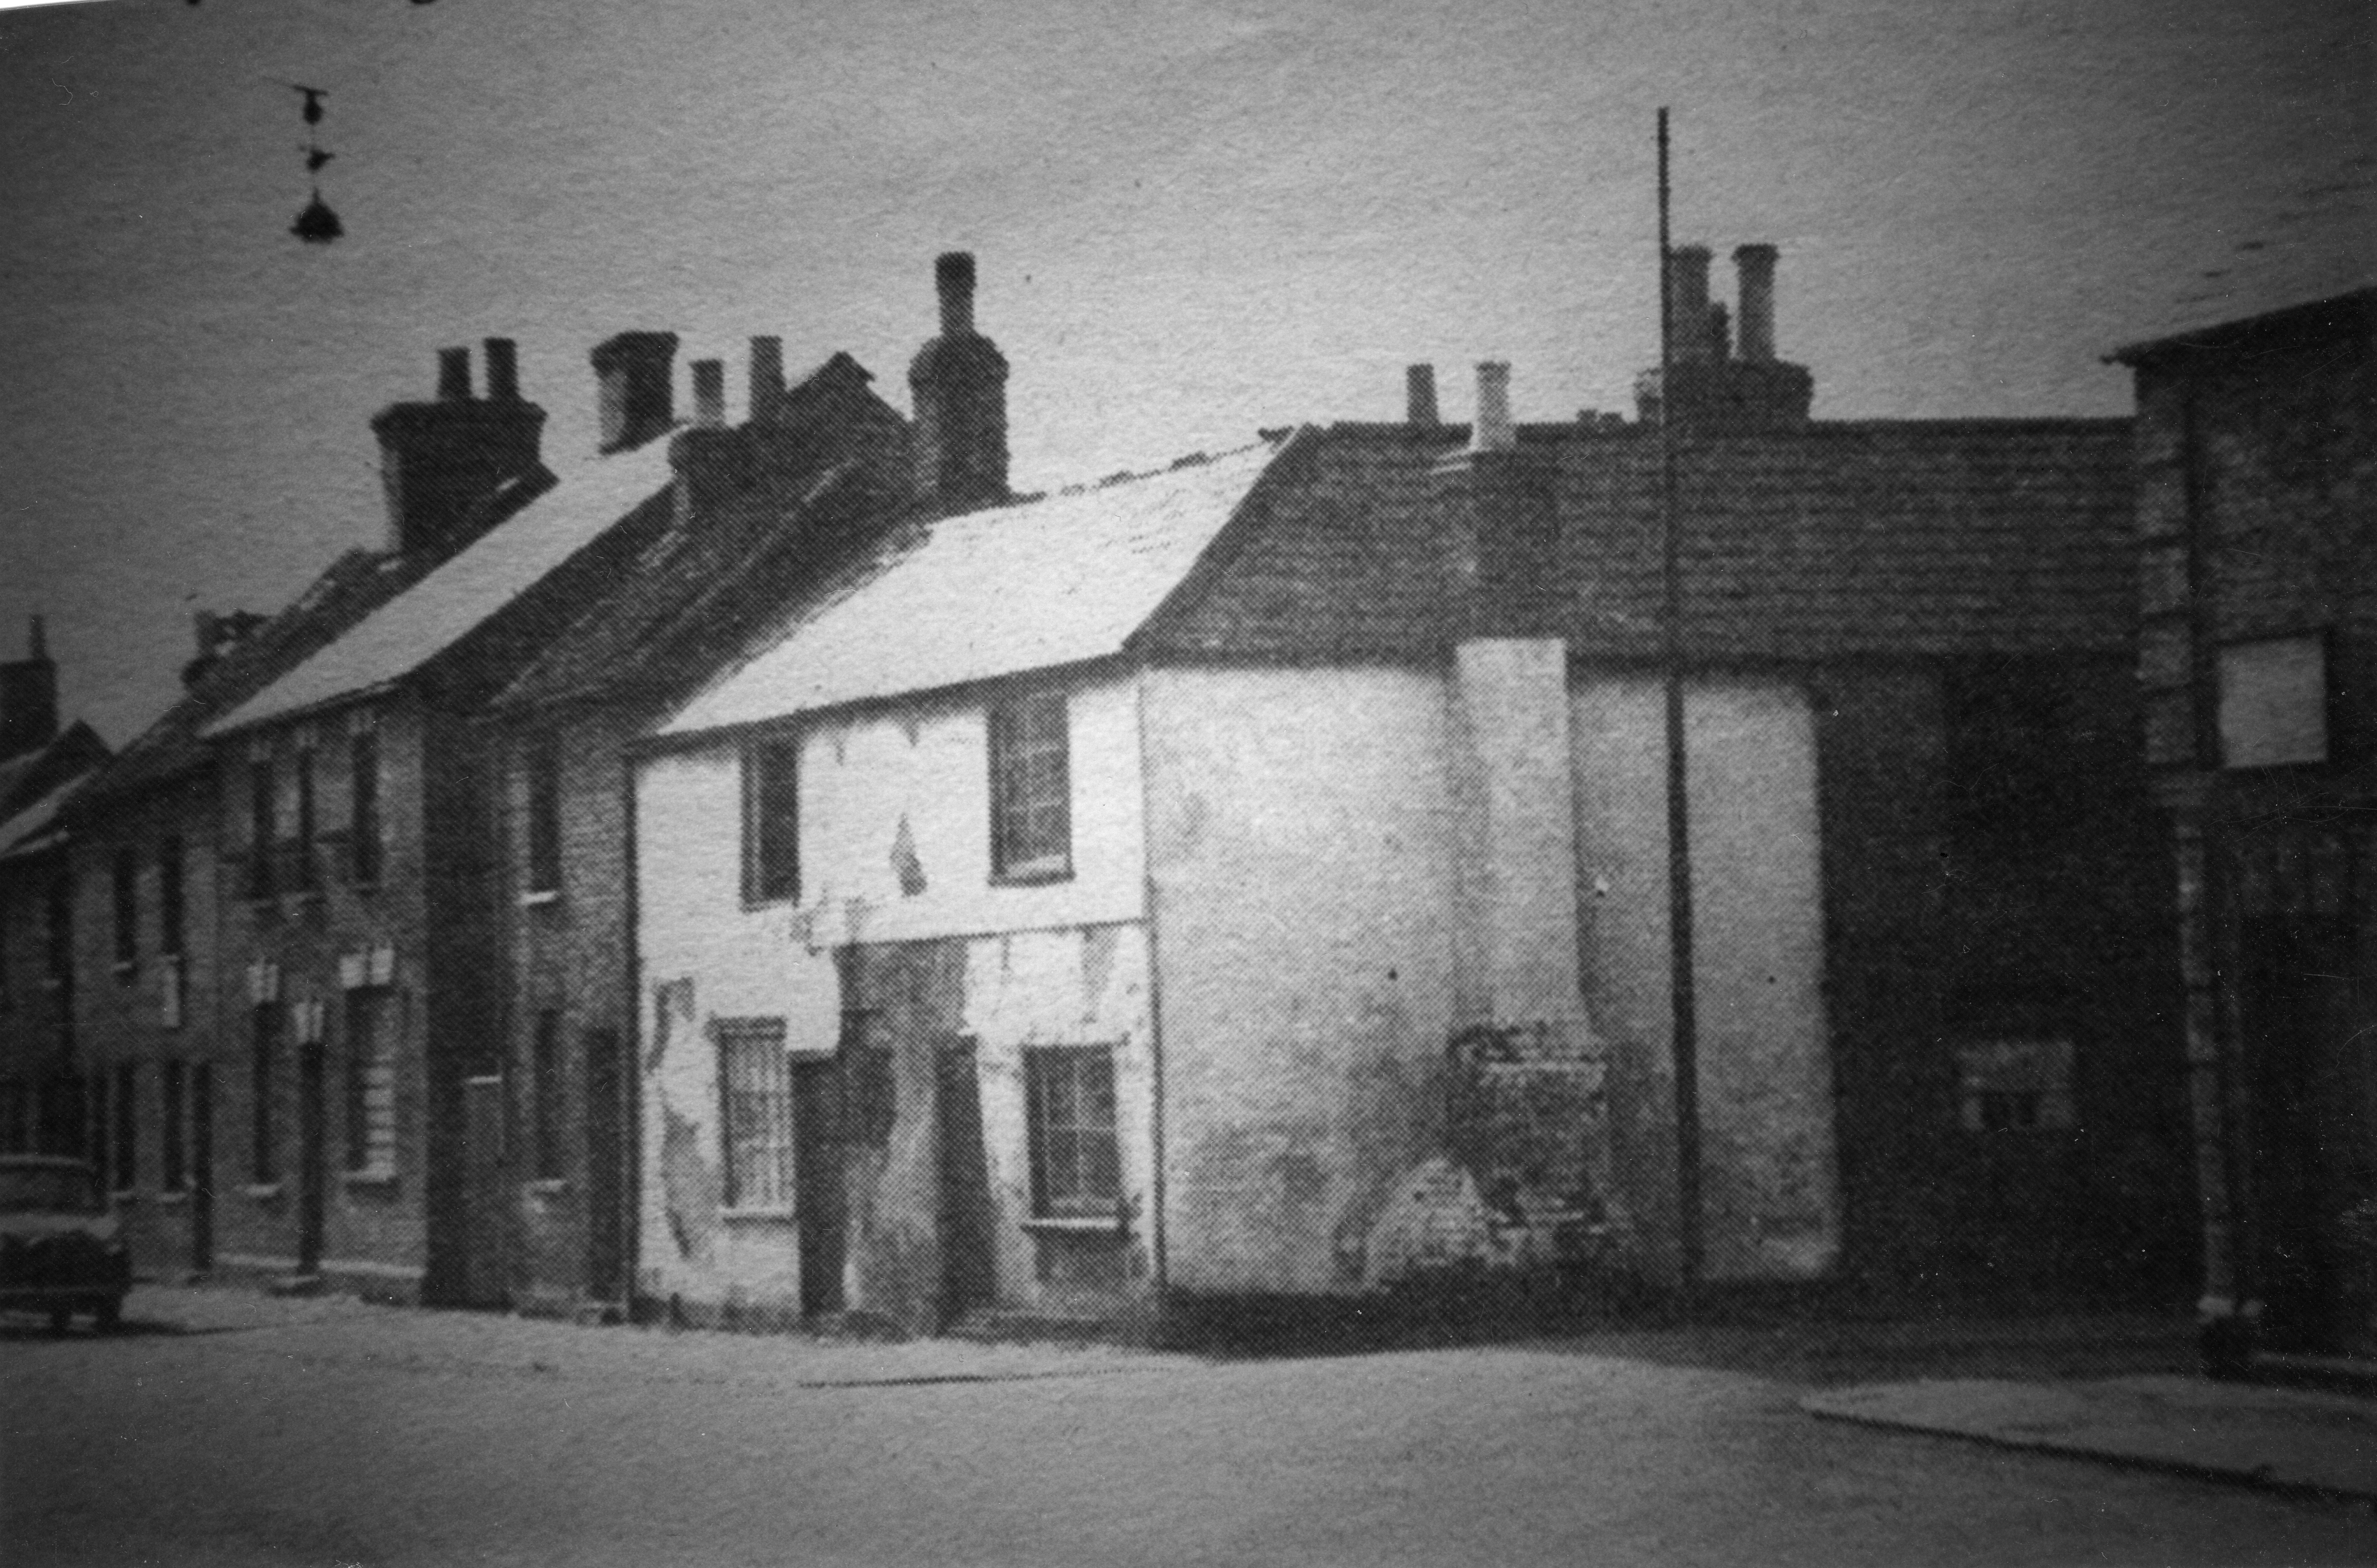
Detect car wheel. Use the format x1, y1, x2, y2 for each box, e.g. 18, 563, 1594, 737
48, 1306, 71, 1336
93, 1297, 122, 1334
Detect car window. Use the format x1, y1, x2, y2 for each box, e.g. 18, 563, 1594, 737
0, 1167, 105, 1214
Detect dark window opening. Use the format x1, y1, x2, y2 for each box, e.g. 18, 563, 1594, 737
158, 837, 186, 958
349, 729, 382, 885
247, 760, 277, 899
86, 1069, 109, 1188
291, 747, 320, 891
162, 1061, 187, 1191
1943, 657, 2082, 859
526, 738, 563, 895
111, 848, 139, 969
251, 1005, 279, 1183
743, 738, 801, 904
1024, 1046, 1120, 1218
44, 871, 72, 986
533, 1009, 565, 1181
989, 692, 1071, 882
112, 1062, 136, 1190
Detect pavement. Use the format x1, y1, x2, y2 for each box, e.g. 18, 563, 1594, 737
1807, 1371, 2376, 1504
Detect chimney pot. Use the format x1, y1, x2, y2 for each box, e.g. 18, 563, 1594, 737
748, 336, 786, 425
1406, 364, 1441, 427
691, 359, 726, 428
483, 338, 520, 402
1708, 302, 1732, 362
1667, 246, 1714, 364
590, 331, 680, 453
1734, 243, 1778, 364
437, 347, 472, 402
0, 611, 59, 762
1470, 361, 1514, 453
936, 251, 977, 337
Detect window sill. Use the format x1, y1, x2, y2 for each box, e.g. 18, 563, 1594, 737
341, 1167, 399, 1190
519, 889, 561, 909
719, 1206, 796, 1224
113, 961, 138, 983
241, 1182, 284, 1201
108, 1188, 139, 1206
989, 865, 1076, 890
528, 1177, 570, 1196
154, 1188, 191, 1208
1019, 1215, 1125, 1236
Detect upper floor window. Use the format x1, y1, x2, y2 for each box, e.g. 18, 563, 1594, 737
1943, 657, 2079, 859
111, 848, 138, 970
157, 836, 186, 959
291, 738, 320, 893
349, 721, 383, 886
988, 691, 1070, 883
742, 737, 801, 905
525, 737, 563, 896
44, 870, 72, 985
246, 757, 277, 899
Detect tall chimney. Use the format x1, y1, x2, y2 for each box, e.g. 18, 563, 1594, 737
748, 336, 786, 425
691, 359, 727, 429
590, 331, 679, 453
437, 347, 472, 402
0, 615, 60, 763
1668, 246, 1714, 363
907, 250, 1009, 509
1734, 244, 1777, 364
1470, 361, 1514, 453
371, 344, 549, 559
1406, 364, 1441, 427
484, 337, 521, 402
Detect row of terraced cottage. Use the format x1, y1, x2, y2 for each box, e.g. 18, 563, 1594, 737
2, 250, 2368, 1357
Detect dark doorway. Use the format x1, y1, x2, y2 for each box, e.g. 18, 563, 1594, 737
460, 1074, 510, 1308
584, 1027, 626, 1302
790, 1059, 845, 1313
297, 1042, 328, 1275
2230, 827, 2366, 1354
938, 1037, 996, 1322
190, 1063, 214, 1272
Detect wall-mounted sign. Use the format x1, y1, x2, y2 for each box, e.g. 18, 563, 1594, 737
2219, 634, 2329, 769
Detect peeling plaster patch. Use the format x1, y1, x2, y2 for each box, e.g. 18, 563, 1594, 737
647, 977, 695, 1071
892, 814, 927, 897
1081, 925, 1117, 1018
661, 1107, 721, 1263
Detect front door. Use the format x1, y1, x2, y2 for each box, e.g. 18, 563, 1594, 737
190, 1062, 214, 1272
791, 1059, 845, 1313
2230, 826, 2371, 1354
297, 1043, 328, 1275
938, 1037, 996, 1322
460, 1074, 510, 1308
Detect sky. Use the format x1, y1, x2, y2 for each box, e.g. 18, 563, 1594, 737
0, 0, 2368, 746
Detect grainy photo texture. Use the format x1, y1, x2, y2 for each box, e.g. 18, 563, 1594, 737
0, 1, 2370, 1563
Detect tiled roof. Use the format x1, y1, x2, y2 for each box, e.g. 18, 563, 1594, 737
1142, 421, 2137, 662
71, 551, 422, 814
655, 437, 1289, 737
0, 773, 91, 862
209, 437, 679, 735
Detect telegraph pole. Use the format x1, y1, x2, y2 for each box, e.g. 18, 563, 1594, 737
1657, 107, 1705, 1290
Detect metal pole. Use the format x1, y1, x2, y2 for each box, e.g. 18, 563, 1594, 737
1658, 107, 1705, 1289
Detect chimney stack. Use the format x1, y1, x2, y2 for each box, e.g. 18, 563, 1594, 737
1668, 246, 1714, 363
1470, 361, 1514, 453
0, 615, 60, 763
1406, 364, 1441, 427
907, 251, 1009, 509
371, 343, 549, 560
437, 347, 472, 402
1734, 244, 1777, 364
484, 337, 521, 402
748, 336, 786, 425
591, 331, 679, 453
691, 359, 727, 429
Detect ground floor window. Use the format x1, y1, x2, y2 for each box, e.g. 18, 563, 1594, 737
1025, 1046, 1120, 1218
716, 1019, 792, 1210
344, 992, 394, 1174
111, 1062, 137, 1191
251, 1005, 279, 1183
161, 1061, 187, 1191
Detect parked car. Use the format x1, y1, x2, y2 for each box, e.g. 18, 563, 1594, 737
0, 1155, 130, 1334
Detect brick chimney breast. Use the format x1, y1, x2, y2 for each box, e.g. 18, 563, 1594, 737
906, 251, 1009, 509
371, 344, 550, 559
0, 615, 59, 762
1734, 244, 1778, 364
1407, 364, 1441, 427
